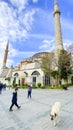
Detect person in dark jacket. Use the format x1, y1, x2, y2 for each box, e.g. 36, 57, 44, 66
0, 82, 3, 94
27, 84, 32, 98
9, 85, 21, 111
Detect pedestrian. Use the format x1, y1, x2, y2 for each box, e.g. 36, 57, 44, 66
9, 84, 21, 111
0, 82, 3, 94
3, 83, 6, 90
27, 84, 32, 98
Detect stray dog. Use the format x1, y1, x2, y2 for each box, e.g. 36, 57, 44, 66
50, 102, 61, 126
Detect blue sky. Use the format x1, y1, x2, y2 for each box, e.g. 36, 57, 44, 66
0, 0, 73, 68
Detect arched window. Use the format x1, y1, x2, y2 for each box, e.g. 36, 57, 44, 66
31, 71, 40, 76
31, 71, 40, 85
14, 73, 19, 77
24, 72, 28, 77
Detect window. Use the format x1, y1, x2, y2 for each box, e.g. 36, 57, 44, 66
45, 75, 50, 86
31, 71, 40, 76
14, 73, 19, 77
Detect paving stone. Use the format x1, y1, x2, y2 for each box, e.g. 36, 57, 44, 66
0, 87, 73, 130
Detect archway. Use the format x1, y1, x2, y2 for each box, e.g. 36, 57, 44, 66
21, 72, 28, 86
14, 73, 19, 77
31, 71, 40, 86
31, 71, 40, 76
13, 73, 19, 84
24, 72, 28, 77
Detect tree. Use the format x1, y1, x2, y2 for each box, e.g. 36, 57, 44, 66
5, 77, 11, 82
5, 77, 11, 88
51, 70, 59, 86
67, 43, 73, 68
41, 50, 72, 86
41, 52, 54, 75
58, 50, 72, 82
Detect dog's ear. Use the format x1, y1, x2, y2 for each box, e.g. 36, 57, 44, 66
55, 113, 57, 117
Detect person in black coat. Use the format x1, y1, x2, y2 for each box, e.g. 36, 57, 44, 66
9, 85, 21, 111
0, 82, 3, 94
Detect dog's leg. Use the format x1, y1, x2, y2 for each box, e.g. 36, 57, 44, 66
57, 114, 61, 123
54, 118, 57, 126
54, 115, 61, 126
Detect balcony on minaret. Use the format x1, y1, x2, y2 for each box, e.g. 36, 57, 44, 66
53, 0, 61, 16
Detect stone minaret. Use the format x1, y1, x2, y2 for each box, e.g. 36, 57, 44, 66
53, 0, 63, 60
3, 41, 9, 68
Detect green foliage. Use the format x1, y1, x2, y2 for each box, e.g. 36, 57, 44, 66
44, 83, 71, 90
37, 82, 41, 88
12, 80, 15, 87
41, 53, 54, 75
18, 79, 20, 86
51, 70, 59, 79
15, 83, 72, 90
18, 85, 28, 89
5, 77, 11, 81
58, 50, 72, 80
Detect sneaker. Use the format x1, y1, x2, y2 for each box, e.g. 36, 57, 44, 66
18, 106, 21, 109
9, 109, 13, 111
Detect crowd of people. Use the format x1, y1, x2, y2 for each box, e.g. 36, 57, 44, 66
0, 81, 33, 111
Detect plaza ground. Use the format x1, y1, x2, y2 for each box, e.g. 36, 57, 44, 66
0, 87, 73, 130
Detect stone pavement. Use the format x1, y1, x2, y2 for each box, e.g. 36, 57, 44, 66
0, 87, 73, 130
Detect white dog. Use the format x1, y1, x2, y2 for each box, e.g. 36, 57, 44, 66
50, 102, 61, 126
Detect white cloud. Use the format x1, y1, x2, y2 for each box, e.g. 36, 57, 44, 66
0, 1, 36, 42
43, 39, 55, 44
0, 1, 37, 68
0, 0, 73, 69
28, 34, 50, 39
39, 38, 55, 52
63, 40, 73, 49
22, 9, 35, 31
0, 40, 36, 69
0, 1, 25, 41
32, 0, 38, 3
10, 0, 28, 12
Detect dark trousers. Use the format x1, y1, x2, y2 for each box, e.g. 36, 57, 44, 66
27, 91, 31, 98
10, 102, 19, 109
0, 89, 2, 94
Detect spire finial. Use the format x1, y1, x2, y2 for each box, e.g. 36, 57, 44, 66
6, 40, 9, 50
54, 0, 58, 4
7, 39, 9, 45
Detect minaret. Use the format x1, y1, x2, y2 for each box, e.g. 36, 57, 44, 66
53, 0, 63, 60
2, 41, 9, 68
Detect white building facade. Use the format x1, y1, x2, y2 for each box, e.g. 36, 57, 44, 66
11, 61, 50, 87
